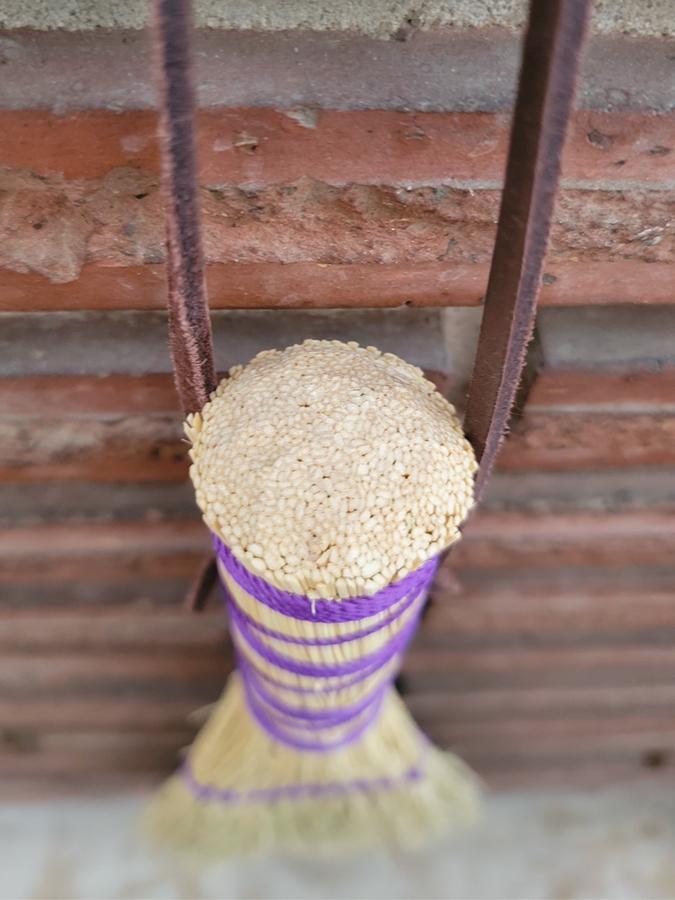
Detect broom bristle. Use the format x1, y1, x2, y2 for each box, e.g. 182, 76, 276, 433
145, 561, 480, 860
144, 675, 479, 860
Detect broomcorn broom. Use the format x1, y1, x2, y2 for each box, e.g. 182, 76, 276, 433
145, 339, 479, 858
147, 0, 591, 864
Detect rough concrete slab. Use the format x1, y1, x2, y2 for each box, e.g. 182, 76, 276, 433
441, 306, 482, 403
0, 481, 195, 525
486, 469, 675, 512
0, 0, 673, 36
0, 308, 449, 376
0, 30, 673, 112
538, 306, 675, 370
3, 785, 675, 900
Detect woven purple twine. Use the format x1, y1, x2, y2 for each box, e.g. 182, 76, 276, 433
181, 756, 425, 804
213, 536, 439, 752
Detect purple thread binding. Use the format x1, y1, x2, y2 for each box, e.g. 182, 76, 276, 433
242, 677, 386, 752
181, 756, 425, 804
215, 536, 437, 623
237, 652, 398, 695
225, 581, 421, 646
210, 536, 438, 753
228, 597, 422, 678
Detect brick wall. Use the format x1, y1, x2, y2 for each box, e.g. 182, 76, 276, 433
1, 22, 674, 795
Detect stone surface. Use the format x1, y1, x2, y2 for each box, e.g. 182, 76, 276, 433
0, 0, 673, 35
539, 306, 675, 370
1, 30, 674, 112
1, 167, 672, 285
4, 786, 675, 900
0, 309, 449, 376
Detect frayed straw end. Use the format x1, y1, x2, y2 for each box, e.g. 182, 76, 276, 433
143, 678, 480, 862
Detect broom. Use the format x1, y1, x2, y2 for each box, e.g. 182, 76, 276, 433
146, 0, 591, 863
145, 339, 479, 858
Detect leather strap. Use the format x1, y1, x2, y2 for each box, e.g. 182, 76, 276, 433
464, 0, 591, 501
153, 0, 217, 415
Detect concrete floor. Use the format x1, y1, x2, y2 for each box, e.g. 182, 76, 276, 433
3, 784, 675, 900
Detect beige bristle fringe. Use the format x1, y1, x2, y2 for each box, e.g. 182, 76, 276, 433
145, 340, 480, 859
144, 677, 479, 861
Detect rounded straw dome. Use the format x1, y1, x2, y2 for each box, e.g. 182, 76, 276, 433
187, 340, 476, 599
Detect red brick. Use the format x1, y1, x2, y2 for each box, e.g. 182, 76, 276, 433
0, 417, 187, 483
0, 732, 190, 777
0, 652, 226, 691
500, 413, 675, 470
2, 511, 672, 587
0, 608, 225, 652
1, 165, 671, 283
4, 369, 674, 484
1, 260, 672, 311
0, 372, 443, 483
426, 585, 675, 637
527, 369, 675, 411
0, 521, 208, 584
457, 510, 675, 569
0, 374, 181, 418
497, 369, 675, 471
1, 109, 672, 185
405, 643, 675, 681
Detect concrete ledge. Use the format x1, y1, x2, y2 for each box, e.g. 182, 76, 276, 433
1, 29, 673, 112
0, 309, 449, 377
1, 0, 673, 36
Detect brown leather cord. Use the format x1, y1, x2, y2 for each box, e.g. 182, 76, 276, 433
183, 551, 220, 613
464, 0, 591, 501
151, 0, 589, 610
152, 0, 217, 416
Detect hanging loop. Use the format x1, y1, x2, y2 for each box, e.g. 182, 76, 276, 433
151, 0, 591, 608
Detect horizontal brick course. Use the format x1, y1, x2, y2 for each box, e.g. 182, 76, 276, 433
4, 370, 675, 481
2, 260, 673, 311
2, 109, 673, 185
3, 510, 673, 580
499, 369, 675, 471
1, 108, 671, 316
1, 167, 671, 287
